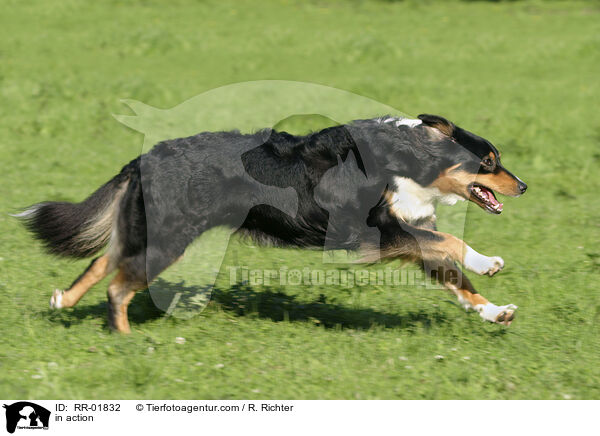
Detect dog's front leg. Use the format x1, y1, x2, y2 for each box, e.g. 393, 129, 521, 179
462, 246, 504, 277
433, 231, 505, 277
378, 222, 516, 325
381, 222, 504, 276
424, 259, 517, 326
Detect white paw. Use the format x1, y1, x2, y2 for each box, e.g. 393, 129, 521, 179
50, 289, 63, 309
464, 246, 504, 276
475, 303, 517, 326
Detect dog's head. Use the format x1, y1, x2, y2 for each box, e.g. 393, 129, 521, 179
419, 114, 527, 214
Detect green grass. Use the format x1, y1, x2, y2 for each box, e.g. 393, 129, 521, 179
1, 0, 599, 399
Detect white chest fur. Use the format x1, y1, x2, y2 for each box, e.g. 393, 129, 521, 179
388, 176, 464, 223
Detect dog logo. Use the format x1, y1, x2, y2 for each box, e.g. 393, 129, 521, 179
2, 402, 50, 434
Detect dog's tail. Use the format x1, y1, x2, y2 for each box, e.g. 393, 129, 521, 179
13, 158, 140, 258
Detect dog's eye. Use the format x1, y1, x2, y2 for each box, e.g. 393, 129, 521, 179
482, 158, 493, 167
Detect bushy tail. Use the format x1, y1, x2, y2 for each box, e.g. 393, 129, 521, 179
13, 160, 138, 258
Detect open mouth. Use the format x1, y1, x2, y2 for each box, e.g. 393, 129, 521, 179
469, 183, 503, 214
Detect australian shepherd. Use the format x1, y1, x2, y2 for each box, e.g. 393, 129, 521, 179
15, 114, 527, 333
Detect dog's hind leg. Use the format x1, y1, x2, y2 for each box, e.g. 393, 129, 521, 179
50, 254, 115, 309
425, 260, 517, 326
106, 268, 146, 334
106, 248, 186, 333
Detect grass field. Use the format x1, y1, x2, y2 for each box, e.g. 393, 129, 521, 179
1, 0, 599, 399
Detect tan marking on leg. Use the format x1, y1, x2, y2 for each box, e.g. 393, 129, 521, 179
427, 260, 489, 309
448, 283, 489, 309
375, 227, 467, 266
106, 253, 186, 333
430, 261, 517, 325
58, 255, 113, 308
415, 234, 503, 277
416, 231, 465, 264
107, 270, 144, 334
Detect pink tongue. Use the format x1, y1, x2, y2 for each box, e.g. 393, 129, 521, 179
482, 188, 503, 210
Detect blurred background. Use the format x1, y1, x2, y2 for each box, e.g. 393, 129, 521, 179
0, 0, 598, 399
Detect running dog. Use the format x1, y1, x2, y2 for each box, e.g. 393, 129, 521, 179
15, 114, 527, 332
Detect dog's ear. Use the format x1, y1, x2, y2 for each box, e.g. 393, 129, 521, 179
417, 114, 454, 137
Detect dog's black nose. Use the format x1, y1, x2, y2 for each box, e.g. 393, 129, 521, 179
518, 181, 527, 194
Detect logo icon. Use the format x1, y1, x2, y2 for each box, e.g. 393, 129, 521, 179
3, 402, 50, 434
